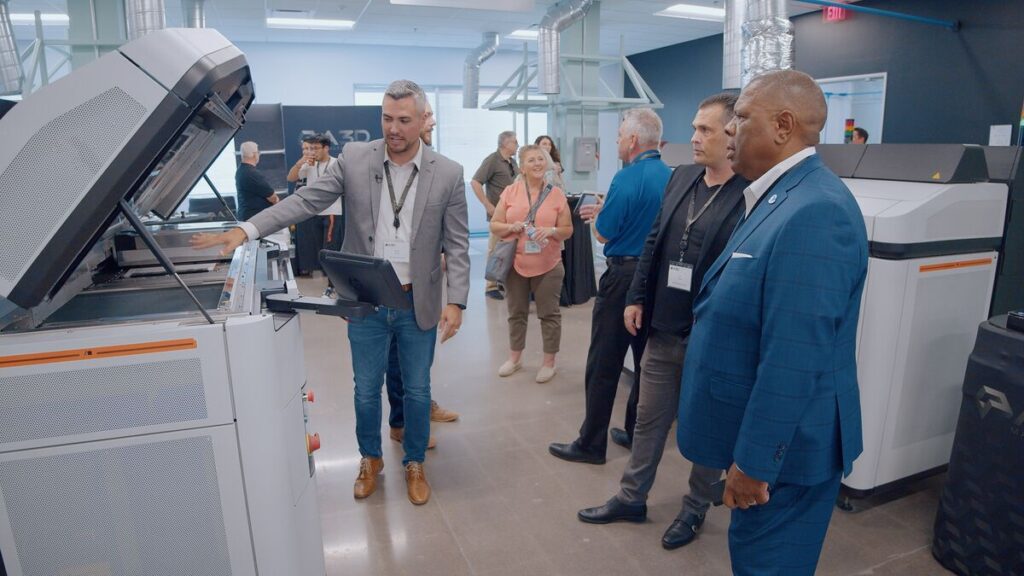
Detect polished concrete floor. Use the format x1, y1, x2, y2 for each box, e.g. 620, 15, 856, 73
297, 239, 950, 576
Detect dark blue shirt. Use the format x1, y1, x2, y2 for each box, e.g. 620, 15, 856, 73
596, 150, 670, 257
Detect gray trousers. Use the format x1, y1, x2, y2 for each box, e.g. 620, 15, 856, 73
617, 328, 723, 517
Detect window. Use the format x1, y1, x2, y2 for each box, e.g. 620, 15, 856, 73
817, 73, 886, 144
182, 139, 240, 212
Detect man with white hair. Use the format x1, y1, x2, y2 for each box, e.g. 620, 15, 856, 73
235, 141, 279, 220
549, 108, 670, 465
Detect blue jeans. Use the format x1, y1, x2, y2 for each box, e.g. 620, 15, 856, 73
385, 339, 405, 428
347, 293, 436, 465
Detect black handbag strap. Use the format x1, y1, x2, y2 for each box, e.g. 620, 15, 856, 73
525, 183, 554, 226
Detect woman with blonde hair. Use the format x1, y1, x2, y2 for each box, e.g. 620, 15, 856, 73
490, 144, 574, 382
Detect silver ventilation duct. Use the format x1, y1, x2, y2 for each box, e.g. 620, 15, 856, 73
462, 32, 498, 109
722, 0, 745, 90
126, 0, 166, 41
183, 0, 205, 28
0, 0, 23, 95
741, 0, 792, 87
538, 0, 593, 95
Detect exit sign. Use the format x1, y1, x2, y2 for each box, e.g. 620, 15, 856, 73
823, 6, 849, 22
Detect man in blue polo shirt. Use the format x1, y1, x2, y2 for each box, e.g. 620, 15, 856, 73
550, 108, 670, 464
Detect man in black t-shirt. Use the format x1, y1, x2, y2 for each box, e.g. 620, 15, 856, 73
235, 141, 279, 221
576, 93, 751, 551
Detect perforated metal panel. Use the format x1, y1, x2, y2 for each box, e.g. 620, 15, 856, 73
0, 359, 207, 445
0, 87, 146, 285
0, 436, 232, 576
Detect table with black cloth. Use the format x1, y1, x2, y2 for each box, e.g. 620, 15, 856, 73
560, 195, 597, 306
932, 314, 1024, 576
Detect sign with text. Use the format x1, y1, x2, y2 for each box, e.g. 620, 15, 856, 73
281, 105, 383, 171
823, 4, 849, 22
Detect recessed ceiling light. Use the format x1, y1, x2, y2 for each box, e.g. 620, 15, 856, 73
266, 17, 356, 30
506, 29, 538, 41
654, 3, 726, 22
9, 13, 70, 25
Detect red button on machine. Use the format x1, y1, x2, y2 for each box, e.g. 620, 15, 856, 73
304, 389, 315, 403
306, 433, 321, 454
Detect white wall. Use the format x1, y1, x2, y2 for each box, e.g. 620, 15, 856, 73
236, 42, 531, 106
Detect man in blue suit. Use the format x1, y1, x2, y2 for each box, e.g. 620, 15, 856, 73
677, 69, 868, 575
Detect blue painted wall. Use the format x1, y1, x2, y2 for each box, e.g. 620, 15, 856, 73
628, 0, 1024, 145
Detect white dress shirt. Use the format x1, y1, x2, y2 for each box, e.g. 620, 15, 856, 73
375, 143, 424, 285
742, 146, 816, 216
298, 157, 341, 215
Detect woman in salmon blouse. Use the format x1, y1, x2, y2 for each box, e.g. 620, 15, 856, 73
490, 144, 574, 383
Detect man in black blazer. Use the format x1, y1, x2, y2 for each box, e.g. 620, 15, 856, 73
577, 93, 749, 549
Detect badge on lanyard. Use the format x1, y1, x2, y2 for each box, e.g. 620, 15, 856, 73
524, 240, 542, 254
667, 261, 693, 292
383, 241, 410, 263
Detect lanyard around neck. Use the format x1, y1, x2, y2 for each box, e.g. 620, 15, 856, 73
679, 181, 723, 258
383, 162, 418, 230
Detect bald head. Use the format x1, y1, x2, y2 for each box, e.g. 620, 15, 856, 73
746, 70, 826, 144
725, 69, 827, 180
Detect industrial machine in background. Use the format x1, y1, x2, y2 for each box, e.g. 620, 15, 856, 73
817, 144, 1008, 500
0, 29, 332, 575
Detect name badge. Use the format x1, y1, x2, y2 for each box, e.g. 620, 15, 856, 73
383, 241, 410, 263
667, 261, 693, 292
524, 240, 542, 254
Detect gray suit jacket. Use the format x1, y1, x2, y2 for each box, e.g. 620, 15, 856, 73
249, 139, 470, 330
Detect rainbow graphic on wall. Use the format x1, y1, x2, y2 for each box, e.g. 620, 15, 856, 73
844, 119, 855, 144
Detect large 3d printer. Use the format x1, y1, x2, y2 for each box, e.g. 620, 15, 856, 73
818, 144, 1008, 500
0, 29, 337, 575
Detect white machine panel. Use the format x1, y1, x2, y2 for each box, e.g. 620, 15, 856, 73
225, 313, 326, 576
0, 322, 234, 453
845, 179, 1007, 244
0, 424, 256, 576
847, 251, 998, 492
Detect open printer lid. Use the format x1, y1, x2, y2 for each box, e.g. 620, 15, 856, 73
0, 29, 253, 310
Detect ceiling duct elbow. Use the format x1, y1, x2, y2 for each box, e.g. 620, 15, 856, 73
741, 0, 792, 87
538, 0, 593, 95
463, 32, 499, 109
0, 0, 23, 95
126, 0, 166, 41
183, 0, 205, 28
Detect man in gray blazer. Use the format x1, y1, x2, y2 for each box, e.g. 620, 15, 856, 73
192, 80, 470, 506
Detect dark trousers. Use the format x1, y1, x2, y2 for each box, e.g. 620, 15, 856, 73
322, 215, 345, 288
385, 338, 404, 428
576, 259, 645, 456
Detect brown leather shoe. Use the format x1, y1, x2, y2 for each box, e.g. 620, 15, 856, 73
389, 427, 437, 449
430, 400, 460, 422
353, 457, 384, 499
405, 462, 431, 505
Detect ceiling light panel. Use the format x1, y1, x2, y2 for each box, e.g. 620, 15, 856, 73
654, 3, 726, 22
266, 17, 356, 30
506, 29, 539, 41
389, 0, 534, 11
8, 13, 70, 24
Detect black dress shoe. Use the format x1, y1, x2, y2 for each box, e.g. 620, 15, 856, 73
548, 441, 605, 464
578, 497, 647, 524
610, 427, 632, 450
662, 512, 705, 550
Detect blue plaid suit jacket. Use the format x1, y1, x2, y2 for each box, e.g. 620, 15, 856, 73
677, 155, 868, 486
